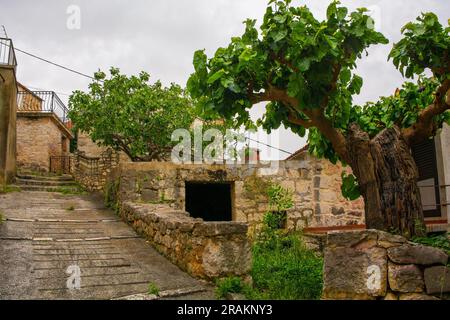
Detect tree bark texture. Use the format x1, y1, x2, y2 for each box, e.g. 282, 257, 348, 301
347, 124, 425, 238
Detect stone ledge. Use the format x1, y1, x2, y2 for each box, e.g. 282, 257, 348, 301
120, 201, 251, 280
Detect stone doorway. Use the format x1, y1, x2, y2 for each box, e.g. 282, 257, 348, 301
185, 182, 233, 221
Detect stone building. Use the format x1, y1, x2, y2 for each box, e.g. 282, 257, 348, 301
16, 83, 73, 172
109, 159, 365, 235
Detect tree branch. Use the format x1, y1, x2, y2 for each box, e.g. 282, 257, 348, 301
402, 79, 450, 146
270, 51, 299, 73
247, 84, 350, 162
287, 113, 314, 128
320, 62, 342, 109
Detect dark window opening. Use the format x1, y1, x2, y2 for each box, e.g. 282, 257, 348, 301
185, 182, 232, 221
411, 138, 441, 218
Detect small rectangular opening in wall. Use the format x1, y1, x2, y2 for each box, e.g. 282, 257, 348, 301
185, 181, 233, 221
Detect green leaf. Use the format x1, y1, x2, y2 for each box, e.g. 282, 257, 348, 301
193, 50, 207, 74
341, 172, 360, 201
337, 7, 348, 20
340, 69, 351, 84
273, 29, 288, 42
274, 14, 287, 24
239, 48, 257, 63
207, 69, 226, 84
349, 75, 363, 94
298, 59, 311, 72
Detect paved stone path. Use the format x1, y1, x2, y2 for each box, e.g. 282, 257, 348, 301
0, 191, 214, 300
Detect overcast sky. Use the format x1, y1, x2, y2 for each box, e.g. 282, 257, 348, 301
1, 0, 449, 159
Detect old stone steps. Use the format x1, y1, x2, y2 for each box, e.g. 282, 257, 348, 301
16, 178, 77, 187
17, 173, 74, 182
14, 173, 80, 193
11, 185, 81, 192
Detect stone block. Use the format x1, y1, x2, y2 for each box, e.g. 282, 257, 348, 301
387, 244, 448, 266
388, 263, 424, 293
140, 189, 159, 202
327, 230, 379, 248
377, 231, 407, 249
322, 246, 387, 299
424, 266, 450, 295
398, 293, 439, 300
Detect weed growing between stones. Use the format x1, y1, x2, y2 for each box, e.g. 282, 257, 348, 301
104, 179, 120, 214
0, 211, 4, 225
0, 185, 21, 194
412, 233, 450, 257
216, 183, 323, 300
147, 282, 160, 296
54, 183, 87, 195
215, 277, 248, 299
66, 205, 75, 211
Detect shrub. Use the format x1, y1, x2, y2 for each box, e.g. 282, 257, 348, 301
147, 282, 160, 296
215, 277, 245, 299
411, 233, 450, 256
251, 233, 323, 300
240, 182, 323, 300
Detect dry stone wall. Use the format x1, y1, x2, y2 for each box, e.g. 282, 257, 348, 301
322, 229, 449, 300
110, 161, 364, 234
120, 201, 251, 280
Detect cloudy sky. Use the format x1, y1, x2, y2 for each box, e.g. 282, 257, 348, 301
1, 0, 449, 159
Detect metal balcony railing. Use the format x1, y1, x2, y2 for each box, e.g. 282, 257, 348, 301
0, 37, 17, 68
17, 91, 70, 128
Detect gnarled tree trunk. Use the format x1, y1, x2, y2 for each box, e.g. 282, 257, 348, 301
347, 124, 425, 238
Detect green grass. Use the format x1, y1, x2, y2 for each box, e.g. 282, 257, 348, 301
249, 233, 323, 300
0, 185, 22, 194
0, 211, 4, 225
411, 232, 450, 256
147, 282, 160, 296
216, 277, 246, 299
54, 185, 87, 195
66, 205, 75, 211
216, 232, 323, 300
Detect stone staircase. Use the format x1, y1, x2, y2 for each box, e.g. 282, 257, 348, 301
13, 173, 80, 192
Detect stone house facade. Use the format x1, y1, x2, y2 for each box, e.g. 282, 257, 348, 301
16, 84, 73, 172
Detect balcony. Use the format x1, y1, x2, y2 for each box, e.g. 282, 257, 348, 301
17, 91, 70, 127
0, 38, 17, 70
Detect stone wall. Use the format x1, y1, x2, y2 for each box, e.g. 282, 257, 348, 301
0, 66, 17, 185
322, 230, 449, 300
72, 149, 120, 192
120, 201, 251, 280
77, 131, 130, 162
16, 114, 66, 172
109, 161, 364, 234
77, 131, 108, 158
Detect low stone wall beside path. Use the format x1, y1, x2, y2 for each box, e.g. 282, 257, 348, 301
322, 229, 450, 300
120, 201, 252, 280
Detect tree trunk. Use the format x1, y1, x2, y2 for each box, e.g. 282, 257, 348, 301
346, 124, 425, 238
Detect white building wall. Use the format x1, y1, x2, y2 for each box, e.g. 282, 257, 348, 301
435, 123, 450, 230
